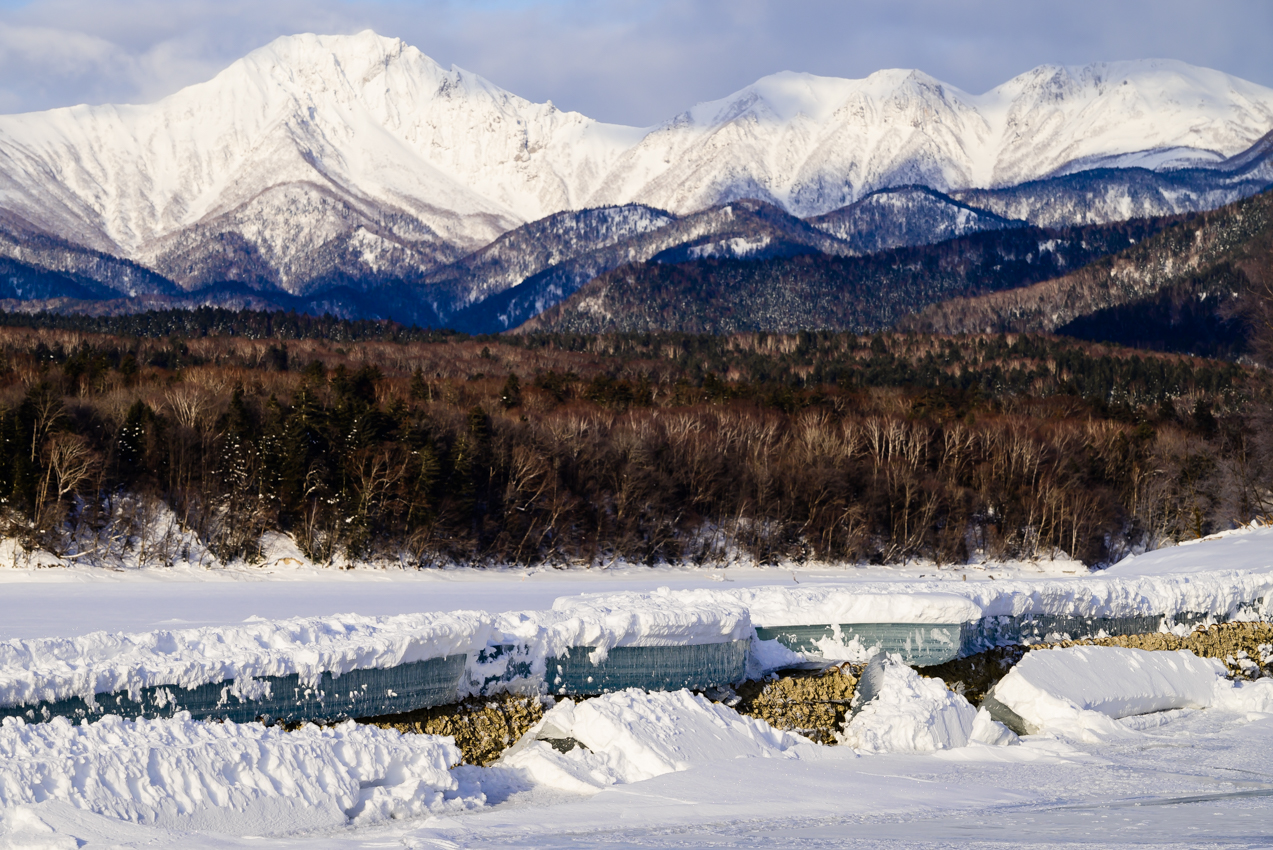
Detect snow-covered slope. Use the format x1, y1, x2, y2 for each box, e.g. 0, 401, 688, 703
591, 62, 1273, 216
1, 34, 1271, 300
808, 186, 1026, 253
0, 31, 641, 293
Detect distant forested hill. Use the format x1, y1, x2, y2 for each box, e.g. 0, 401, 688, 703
521, 219, 1175, 335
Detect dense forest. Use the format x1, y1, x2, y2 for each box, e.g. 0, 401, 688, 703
0, 315, 1267, 569
521, 218, 1175, 335
906, 188, 1273, 349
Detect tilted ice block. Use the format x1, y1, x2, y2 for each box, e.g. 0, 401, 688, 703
984, 645, 1225, 738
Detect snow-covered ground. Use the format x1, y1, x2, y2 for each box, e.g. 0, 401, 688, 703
0, 530, 1097, 641
3, 525, 1270, 643
4, 687, 1273, 849
1, 525, 1271, 848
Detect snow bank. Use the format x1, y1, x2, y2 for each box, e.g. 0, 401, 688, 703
0, 590, 755, 710
0, 612, 487, 708
841, 656, 977, 753
544, 589, 752, 649
500, 689, 809, 792
0, 714, 477, 833
742, 525, 1273, 628
987, 646, 1226, 740
723, 587, 984, 626
1212, 678, 1273, 715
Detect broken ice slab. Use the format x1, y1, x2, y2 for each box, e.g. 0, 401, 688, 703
546, 640, 750, 696
759, 611, 1244, 667
756, 624, 965, 666
0, 655, 467, 725
963, 612, 1226, 654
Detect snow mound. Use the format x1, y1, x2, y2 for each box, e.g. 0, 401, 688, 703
500, 688, 809, 792
0, 714, 476, 834
969, 708, 1020, 746
533, 587, 751, 657
841, 656, 977, 753
727, 588, 984, 626
1211, 677, 1273, 715
987, 646, 1226, 741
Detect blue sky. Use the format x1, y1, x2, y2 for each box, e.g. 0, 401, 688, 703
0, 0, 1270, 123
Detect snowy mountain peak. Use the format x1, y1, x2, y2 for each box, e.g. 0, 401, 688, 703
0, 37, 1270, 298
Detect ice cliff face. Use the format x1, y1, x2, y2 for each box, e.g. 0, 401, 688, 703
0, 32, 1270, 296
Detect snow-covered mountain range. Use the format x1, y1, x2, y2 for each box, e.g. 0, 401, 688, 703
0, 30, 1271, 315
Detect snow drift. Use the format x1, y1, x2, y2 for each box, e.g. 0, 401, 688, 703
0, 714, 477, 833
841, 656, 978, 753
500, 688, 810, 793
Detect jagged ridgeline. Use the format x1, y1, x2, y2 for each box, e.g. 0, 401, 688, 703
0, 321, 1266, 568
0, 33, 1272, 328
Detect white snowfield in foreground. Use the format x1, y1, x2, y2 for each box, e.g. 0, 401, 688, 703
0, 714, 477, 833
501, 689, 811, 793
990, 645, 1273, 741
0, 527, 1271, 847
0, 669, 1271, 846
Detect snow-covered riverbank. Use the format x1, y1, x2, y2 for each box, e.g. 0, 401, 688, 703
1, 525, 1271, 849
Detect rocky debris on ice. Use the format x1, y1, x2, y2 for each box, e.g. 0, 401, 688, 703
499, 688, 811, 793
0, 714, 478, 833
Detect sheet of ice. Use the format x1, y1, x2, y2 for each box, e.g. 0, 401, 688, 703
0, 591, 759, 707
471, 590, 754, 692
500, 688, 811, 791
534, 587, 751, 657
0, 612, 488, 708
841, 656, 977, 753
0, 714, 475, 834
990, 645, 1226, 740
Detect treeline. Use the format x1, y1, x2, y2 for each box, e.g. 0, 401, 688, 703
0, 325, 1268, 568
0, 306, 464, 343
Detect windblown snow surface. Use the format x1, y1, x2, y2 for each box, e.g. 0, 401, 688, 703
1, 525, 1272, 848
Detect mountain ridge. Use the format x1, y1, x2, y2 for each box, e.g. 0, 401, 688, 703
2, 32, 1272, 305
